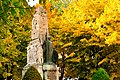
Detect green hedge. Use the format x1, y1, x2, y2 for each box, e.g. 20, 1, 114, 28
92, 68, 109, 80
23, 66, 42, 80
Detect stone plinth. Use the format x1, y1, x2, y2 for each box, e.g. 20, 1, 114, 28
43, 64, 60, 80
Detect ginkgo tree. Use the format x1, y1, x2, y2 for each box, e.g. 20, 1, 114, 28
48, 0, 120, 79
0, 0, 34, 79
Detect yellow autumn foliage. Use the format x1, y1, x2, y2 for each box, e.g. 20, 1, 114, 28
68, 52, 75, 57
48, 0, 120, 78
98, 58, 108, 65
67, 57, 81, 62
49, 0, 120, 47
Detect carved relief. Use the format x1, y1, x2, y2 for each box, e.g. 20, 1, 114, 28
27, 6, 48, 66
31, 6, 48, 44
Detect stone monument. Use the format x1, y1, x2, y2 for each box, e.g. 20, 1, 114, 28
22, 6, 60, 80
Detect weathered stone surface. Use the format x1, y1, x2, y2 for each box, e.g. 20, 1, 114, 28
43, 64, 58, 80
22, 6, 60, 80
48, 71, 57, 80
27, 39, 43, 64
31, 6, 48, 45
22, 6, 47, 79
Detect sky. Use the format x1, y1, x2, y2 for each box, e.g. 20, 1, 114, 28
26, 0, 39, 7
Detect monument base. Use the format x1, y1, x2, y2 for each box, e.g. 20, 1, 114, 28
43, 63, 60, 80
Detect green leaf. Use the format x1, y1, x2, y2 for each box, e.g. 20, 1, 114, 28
6, 0, 10, 5
19, 8, 24, 15
11, 8, 16, 16
14, 2, 20, 7
0, 20, 3, 26
0, 63, 2, 67
3, 72, 12, 77
85, 56, 90, 61
61, 42, 72, 48
0, 55, 3, 61
12, 0, 21, 7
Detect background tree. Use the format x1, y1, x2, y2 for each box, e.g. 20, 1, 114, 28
0, 0, 33, 79
1, 0, 120, 79
48, 0, 120, 79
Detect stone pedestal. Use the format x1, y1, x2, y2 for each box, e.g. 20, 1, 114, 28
43, 64, 60, 80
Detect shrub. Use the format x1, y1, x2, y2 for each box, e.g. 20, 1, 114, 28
22, 66, 42, 80
92, 68, 109, 80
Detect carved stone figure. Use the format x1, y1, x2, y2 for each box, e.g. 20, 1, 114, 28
52, 48, 58, 64
42, 32, 58, 64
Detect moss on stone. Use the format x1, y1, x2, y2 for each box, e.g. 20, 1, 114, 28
22, 66, 42, 80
